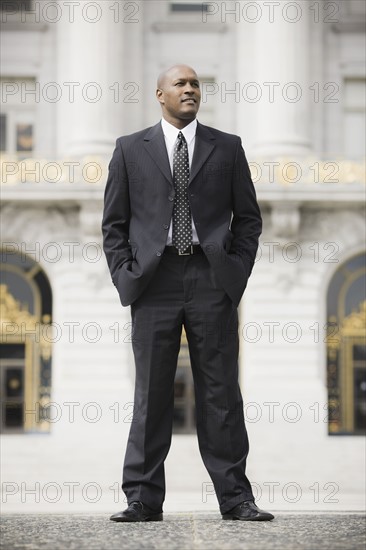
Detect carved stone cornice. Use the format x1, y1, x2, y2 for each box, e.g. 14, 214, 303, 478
1, 156, 364, 187
270, 203, 301, 241
0, 157, 365, 213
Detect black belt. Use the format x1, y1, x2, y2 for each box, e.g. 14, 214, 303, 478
164, 245, 203, 256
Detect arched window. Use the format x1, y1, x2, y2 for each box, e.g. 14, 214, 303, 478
0, 249, 52, 434
327, 252, 366, 435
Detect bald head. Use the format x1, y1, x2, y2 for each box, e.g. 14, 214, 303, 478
157, 64, 199, 90
155, 64, 201, 128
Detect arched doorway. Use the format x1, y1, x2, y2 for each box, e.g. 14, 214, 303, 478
0, 249, 52, 433
326, 252, 366, 435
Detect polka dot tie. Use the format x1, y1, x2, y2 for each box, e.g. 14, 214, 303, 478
172, 131, 192, 253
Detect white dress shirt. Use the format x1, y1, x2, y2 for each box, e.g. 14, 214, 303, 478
161, 117, 199, 245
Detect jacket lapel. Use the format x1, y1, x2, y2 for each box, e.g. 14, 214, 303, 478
189, 122, 216, 186
143, 121, 216, 188
143, 123, 173, 187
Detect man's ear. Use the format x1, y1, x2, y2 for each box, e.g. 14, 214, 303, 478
156, 88, 164, 104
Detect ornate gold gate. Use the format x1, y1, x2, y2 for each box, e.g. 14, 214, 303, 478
327, 253, 366, 435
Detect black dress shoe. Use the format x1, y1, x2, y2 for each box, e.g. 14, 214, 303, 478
222, 500, 274, 521
110, 501, 163, 522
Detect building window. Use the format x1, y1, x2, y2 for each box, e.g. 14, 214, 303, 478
326, 252, 366, 435
170, 2, 208, 13
0, 249, 52, 434
0, 1, 31, 11
343, 78, 366, 159
0, 114, 7, 151
199, 77, 216, 126
16, 123, 33, 153
173, 329, 196, 434
0, 78, 36, 157
347, 0, 366, 16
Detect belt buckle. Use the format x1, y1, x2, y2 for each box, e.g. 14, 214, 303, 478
178, 245, 193, 256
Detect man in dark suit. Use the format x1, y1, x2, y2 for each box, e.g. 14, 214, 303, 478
102, 65, 274, 522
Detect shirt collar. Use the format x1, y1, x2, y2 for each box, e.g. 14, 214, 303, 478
161, 118, 197, 145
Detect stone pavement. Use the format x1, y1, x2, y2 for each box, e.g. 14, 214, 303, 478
1, 513, 365, 550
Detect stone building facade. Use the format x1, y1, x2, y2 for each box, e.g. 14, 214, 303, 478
1, 0, 365, 512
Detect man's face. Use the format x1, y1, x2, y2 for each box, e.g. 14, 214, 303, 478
156, 66, 201, 127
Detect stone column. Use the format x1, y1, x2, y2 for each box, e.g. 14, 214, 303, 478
239, 0, 312, 157
56, 1, 124, 157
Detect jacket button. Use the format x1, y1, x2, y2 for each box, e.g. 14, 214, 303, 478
163, 224, 169, 229
168, 196, 174, 201
156, 251, 162, 257
190, 193, 195, 197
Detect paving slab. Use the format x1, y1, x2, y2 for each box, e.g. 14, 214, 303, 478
1, 513, 365, 550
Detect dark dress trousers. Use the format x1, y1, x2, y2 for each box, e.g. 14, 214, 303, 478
102, 121, 262, 514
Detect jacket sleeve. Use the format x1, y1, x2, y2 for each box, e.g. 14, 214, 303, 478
230, 138, 262, 278
102, 138, 132, 285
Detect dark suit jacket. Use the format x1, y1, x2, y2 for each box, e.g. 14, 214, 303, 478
102, 121, 262, 307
